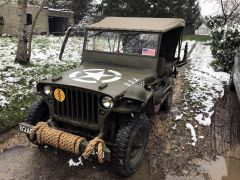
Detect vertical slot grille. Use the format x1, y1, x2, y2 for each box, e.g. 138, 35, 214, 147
53, 87, 98, 124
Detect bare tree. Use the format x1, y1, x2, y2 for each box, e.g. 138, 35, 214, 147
15, 0, 29, 64
220, 0, 240, 25
27, 0, 47, 59
15, 0, 47, 64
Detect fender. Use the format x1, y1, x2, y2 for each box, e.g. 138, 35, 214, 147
113, 84, 150, 113
123, 84, 148, 103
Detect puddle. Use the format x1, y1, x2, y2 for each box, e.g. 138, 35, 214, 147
198, 156, 240, 180
128, 159, 165, 180
129, 156, 240, 180
167, 156, 240, 180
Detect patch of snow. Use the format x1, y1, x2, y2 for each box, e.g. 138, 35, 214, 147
69, 157, 84, 167
172, 123, 177, 130
0, 36, 83, 108
194, 113, 212, 126
0, 96, 9, 107
186, 123, 197, 146
175, 114, 183, 121
185, 42, 229, 126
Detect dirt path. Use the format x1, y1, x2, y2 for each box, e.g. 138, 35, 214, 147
0, 43, 240, 179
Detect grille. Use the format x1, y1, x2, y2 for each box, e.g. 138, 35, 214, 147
53, 86, 99, 124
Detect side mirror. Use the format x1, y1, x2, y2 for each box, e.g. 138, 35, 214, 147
59, 27, 74, 60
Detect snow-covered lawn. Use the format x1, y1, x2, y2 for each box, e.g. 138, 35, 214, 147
0, 36, 83, 132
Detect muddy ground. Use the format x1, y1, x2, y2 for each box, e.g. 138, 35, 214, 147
0, 59, 240, 179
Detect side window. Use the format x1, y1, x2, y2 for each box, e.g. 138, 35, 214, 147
0, 17, 4, 25
27, 13, 32, 25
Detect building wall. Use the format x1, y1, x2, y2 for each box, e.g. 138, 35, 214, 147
0, 4, 74, 35
0, 4, 20, 35
196, 24, 211, 35
27, 5, 49, 34
69, 13, 74, 26
0, 4, 48, 35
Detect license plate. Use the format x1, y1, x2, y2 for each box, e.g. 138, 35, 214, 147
19, 124, 31, 134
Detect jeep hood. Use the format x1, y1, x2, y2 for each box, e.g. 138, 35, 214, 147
40, 62, 154, 98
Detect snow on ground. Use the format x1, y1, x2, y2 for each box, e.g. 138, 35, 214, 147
0, 36, 83, 108
69, 157, 84, 167
186, 123, 197, 146
180, 41, 230, 146
177, 40, 196, 61
185, 42, 229, 126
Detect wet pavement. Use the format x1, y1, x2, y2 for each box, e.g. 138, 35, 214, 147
198, 156, 240, 180
0, 139, 240, 180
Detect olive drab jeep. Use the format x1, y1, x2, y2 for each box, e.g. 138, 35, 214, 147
19, 17, 188, 176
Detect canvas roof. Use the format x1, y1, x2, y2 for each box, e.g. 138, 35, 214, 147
86, 17, 185, 32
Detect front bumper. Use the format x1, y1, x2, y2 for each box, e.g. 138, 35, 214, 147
19, 122, 111, 161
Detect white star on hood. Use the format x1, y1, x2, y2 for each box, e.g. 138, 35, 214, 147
81, 70, 113, 81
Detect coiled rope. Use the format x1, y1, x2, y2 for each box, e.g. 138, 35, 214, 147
30, 122, 105, 163
82, 137, 105, 163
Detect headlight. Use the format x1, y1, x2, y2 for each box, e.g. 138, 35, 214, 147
101, 96, 113, 109
43, 85, 52, 95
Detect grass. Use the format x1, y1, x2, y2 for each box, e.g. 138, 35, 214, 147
0, 36, 82, 133
0, 63, 79, 133
183, 35, 211, 42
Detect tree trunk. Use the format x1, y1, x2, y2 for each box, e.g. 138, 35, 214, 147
27, 0, 46, 60
15, 0, 29, 64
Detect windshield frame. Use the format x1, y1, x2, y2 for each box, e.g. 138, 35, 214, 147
83, 29, 162, 58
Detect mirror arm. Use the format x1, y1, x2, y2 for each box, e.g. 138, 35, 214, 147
59, 26, 74, 60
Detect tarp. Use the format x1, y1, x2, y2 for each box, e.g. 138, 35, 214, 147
86, 17, 185, 32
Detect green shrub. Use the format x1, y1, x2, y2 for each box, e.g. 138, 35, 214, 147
206, 16, 240, 72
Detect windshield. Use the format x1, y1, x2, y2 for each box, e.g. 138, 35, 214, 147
85, 30, 159, 57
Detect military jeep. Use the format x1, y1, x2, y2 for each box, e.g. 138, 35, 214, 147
19, 17, 187, 176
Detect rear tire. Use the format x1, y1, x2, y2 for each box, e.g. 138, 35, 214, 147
112, 113, 149, 177
26, 97, 49, 125
161, 88, 173, 111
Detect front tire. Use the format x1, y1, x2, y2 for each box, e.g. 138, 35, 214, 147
26, 97, 49, 125
112, 113, 149, 176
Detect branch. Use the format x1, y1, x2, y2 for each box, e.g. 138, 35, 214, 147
224, 3, 240, 24
220, 0, 227, 20
228, 3, 240, 18
27, 0, 47, 59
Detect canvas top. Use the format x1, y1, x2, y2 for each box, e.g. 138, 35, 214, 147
86, 17, 185, 32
